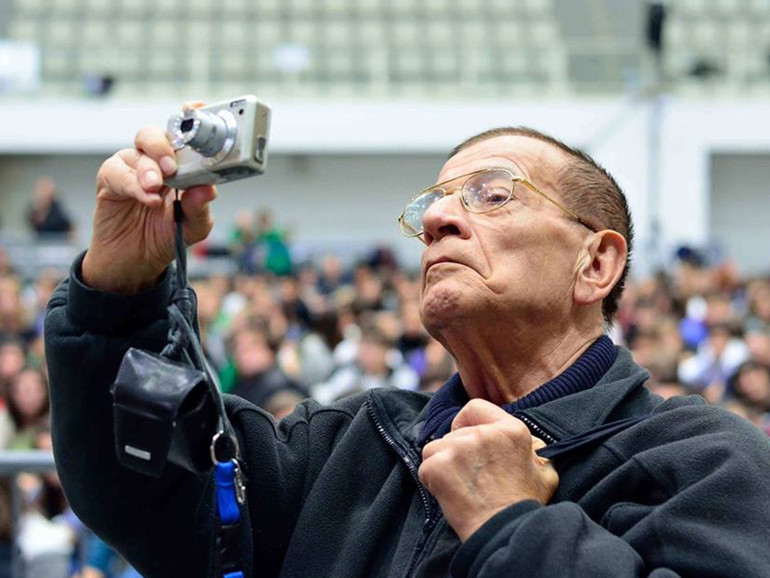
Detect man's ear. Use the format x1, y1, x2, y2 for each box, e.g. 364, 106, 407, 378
573, 230, 627, 307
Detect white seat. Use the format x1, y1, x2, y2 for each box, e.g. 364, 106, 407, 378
117, 22, 143, 47
9, 20, 40, 41
147, 53, 177, 77
221, 22, 250, 47
84, 0, 114, 16
392, 20, 419, 45
324, 20, 352, 47
357, 20, 386, 46
357, 0, 385, 16
287, 21, 316, 44
15, 0, 46, 15
43, 51, 72, 76
52, 0, 80, 14
149, 20, 181, 48
326, 48, 353, 75
425, 20, 453, 46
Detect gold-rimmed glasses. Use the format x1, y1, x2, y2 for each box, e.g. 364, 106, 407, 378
397, 167, 597, 238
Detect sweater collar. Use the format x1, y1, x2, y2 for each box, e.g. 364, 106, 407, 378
416, 335, 618, 447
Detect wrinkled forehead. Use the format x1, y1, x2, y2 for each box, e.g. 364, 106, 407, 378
438, 135, 568, 192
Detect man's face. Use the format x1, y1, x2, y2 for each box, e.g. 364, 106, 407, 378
418, 135, 589, 338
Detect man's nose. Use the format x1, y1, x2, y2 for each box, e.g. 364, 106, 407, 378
421, 192, 470, 245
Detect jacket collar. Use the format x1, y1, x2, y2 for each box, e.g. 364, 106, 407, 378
416, 336, 618, 446
367, 346, 650, 451
523, 347, 651, 440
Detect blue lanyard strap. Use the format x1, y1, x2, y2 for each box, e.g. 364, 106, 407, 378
215, 460, 243, 525
215, 459, 247, 577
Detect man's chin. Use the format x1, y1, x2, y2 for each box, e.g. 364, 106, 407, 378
420, 286, 465, 334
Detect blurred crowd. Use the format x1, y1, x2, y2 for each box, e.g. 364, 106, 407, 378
0, 200, 768, 576
619, 251, 770, 434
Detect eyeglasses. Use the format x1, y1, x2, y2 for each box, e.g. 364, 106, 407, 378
397, 167, 597, 238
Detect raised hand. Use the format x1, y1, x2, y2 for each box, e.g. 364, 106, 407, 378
82, 120, 216, 294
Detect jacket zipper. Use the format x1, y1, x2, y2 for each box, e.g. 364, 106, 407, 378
515, 412, 558, 444
367, 401, 438, 578
368, 402, 557, 577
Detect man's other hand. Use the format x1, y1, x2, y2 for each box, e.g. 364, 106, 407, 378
418, 398, 559, 542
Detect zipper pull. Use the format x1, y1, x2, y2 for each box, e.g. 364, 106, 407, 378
232, 459, 246, 506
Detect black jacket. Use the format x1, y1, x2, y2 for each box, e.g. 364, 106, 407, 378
45, 258, 770, 577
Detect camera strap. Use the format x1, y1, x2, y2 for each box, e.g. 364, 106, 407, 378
166, 193, 249, 578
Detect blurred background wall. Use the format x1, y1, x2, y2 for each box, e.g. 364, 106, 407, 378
0, 0, 769, 274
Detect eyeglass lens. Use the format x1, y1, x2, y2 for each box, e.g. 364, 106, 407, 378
401, 169, 515, 235
462, 170, 514, 211
401, 188, 445, 235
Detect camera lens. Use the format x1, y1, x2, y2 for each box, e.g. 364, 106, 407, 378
184, 110, 231, 158
180, 118, 195, 133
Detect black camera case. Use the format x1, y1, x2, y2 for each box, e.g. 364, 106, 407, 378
111, 347, 218, 477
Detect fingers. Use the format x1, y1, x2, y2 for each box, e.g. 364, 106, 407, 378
135, 154, 167, 193
451, 398, 519, 431
180, 185, 217, 245
96, 151, 161, 207
182, 101, 207, 111
135, 125, 175, 162
134, 124, 178, 179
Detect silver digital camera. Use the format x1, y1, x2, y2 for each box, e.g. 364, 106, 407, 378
164, 95, 271, 189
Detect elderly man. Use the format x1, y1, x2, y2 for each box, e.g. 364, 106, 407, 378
45, 125, 770, 578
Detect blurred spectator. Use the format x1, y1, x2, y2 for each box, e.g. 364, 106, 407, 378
0, 277, 34, 341
396, 301, 429, 359
229, 322, 308, 415
26, 177, 73, 238
745, 280, 770, 334
192, 279, 229, 372
229, 210, 257, 273
745, 328, 770, 366
413, 339, 456, 393
727, 361, 770, 412
256, 210, 292, 277
7, 368, 50, 449
24, 269, 61, 337
0, 248, 13, 277
81, 535, 141, 578
678, 322, 749, 402
351, 265, 385, 314
317, 255, 346, 297
16, 424, 82, 578
278, 310, 338, 388
313, 324, 418, 404
263, 390, 308, 421
278, 277, 312, 338
0, 339, 26, 394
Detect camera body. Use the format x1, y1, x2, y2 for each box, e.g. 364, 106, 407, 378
164, 95, 271, 189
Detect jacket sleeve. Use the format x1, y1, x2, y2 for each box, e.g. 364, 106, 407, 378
450, 409, 770, 578
46, 254, 358, 577
45, 254, 224, 577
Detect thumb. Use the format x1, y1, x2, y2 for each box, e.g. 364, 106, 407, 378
451, 398, 510, 431
180, 185, 217, 244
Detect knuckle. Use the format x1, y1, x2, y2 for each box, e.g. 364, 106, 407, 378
137, 154, 158, 172
417, 462, 431, 485
119, 169, 137, 193
508, 418, 531, 440
421, 440, 439, 460
465, 398, 488, 412
431, 449, 454, 469
135, 125, 169, 154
